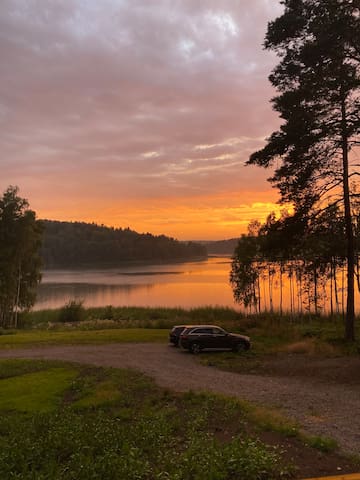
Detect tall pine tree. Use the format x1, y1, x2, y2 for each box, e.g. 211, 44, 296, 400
0, 186, 43, 327
248, 0, 360, 340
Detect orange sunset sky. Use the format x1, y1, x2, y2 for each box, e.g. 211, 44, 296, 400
1, 0, 285, 240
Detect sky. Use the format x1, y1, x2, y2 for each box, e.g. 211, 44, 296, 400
0, 0, 285, 240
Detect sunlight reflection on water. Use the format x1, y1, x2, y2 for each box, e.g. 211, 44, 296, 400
35, 256, 360, 313
36, 257, 235, 310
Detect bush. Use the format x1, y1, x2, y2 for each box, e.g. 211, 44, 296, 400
58, 300, 85, 323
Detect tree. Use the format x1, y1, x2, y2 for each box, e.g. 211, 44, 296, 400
0, 186, 43, 327
40, 220, 207, 267
230, 207, 348, 316
230, 232, 262, 310
248, 0, 360, 341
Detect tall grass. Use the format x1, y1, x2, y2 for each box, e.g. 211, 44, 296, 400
23, 305, 357, 330
17, 306, 360, 353
21, 305, 243, 330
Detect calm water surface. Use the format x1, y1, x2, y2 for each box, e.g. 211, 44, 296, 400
36, 257, 235, 310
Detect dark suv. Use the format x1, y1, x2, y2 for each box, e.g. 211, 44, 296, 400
179, 325, 250, 354
169, 325, 188, 346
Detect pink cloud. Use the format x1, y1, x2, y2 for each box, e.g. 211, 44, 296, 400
0, 0, 283, 238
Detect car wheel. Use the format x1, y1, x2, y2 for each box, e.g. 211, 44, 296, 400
190, 343, 201, 354
233, 341, 246, 353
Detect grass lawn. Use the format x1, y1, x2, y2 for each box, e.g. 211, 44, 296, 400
3, 306, 360, 357
0, 359, 358, 479
0, 328, 168, 348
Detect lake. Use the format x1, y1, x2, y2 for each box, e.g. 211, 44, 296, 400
35, 256, 236, 310
36, 256, 360, 313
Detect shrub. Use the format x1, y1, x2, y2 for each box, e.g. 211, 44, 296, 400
306, 435, 338, 453
58, 300, 85, 323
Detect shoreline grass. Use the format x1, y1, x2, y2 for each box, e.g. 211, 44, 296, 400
2, 305, 357, 353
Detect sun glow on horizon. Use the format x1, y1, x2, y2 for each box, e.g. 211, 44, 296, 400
37, 194, 283, 241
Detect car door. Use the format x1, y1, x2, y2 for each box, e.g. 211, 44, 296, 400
211, 327, 228, 348
192, 327, 215, 348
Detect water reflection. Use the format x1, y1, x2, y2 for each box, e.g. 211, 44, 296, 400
35, 257, 235, 310
35, 256, 360, 313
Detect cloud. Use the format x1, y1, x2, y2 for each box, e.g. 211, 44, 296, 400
0, 0, 283, 239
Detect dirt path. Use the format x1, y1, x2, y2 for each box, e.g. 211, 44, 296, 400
0, 344, 359, 455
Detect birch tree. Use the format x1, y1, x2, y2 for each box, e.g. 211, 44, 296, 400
0, 186, 43, 327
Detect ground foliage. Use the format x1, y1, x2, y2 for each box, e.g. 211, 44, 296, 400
0, 360, 292, 480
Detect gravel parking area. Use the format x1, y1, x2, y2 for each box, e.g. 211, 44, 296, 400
1, 343, 359, 455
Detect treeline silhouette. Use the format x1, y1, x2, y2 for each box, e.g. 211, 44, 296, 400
41, 220, 207, 268
203, 238, 239, 255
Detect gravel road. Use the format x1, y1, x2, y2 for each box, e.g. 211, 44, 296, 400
1, 343, 359, 455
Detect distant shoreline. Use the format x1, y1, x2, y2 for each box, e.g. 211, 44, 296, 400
41, 254, 209, 271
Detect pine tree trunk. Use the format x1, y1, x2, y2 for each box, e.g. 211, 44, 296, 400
341, 93, 355, 341
297, 266, 302, 315
268, 264, 273, 312
330, 259, 334, 317
279, 262, 283, 315
289, 267, 293, 316
314, 266, 318, 316
334, 262, 340, 314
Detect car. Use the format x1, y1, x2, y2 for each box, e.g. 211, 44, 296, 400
169, 325, 188, 346
178, 325, 250, 354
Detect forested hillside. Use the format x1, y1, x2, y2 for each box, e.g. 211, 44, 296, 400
41, 220, 207, 268
203, 238, 239, 255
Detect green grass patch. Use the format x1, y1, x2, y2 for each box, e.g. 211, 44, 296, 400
0, 328, 168, 348
0, 358, 68, 379
304, 435, 339, 453
72, 379, 121, 408
0, 367, 77, 412
239, 400, 299, 437
0, 359, 295, 480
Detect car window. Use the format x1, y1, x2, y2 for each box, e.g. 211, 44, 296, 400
181, 328, 192, 335
174, 327, 185, 333
190, 328, 203, 334
204, 328, 214, 334
212, 328, 225, 335
191, 328, 213, 335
